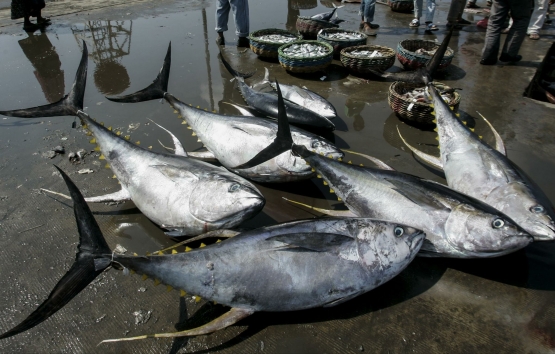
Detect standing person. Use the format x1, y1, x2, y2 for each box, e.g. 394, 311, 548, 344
527, 0, 554, 40
466, 0, 493, 9
359, 0, 379, 34
11, 0, 50, 32
215, 0, 250, 47
446, 0, 473, 28
409, 0, 439, 32
480, 0, 532, 65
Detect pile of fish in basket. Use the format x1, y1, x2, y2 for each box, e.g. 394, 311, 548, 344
0, 15, 553, 352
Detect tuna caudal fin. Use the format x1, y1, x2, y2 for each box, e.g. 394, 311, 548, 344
0, 166, 112, 340
425, 27, 454, 76
0, 41, 88, 118
106, 42, 171, 103
232, 80, 294, 169
218, 49, 256, 79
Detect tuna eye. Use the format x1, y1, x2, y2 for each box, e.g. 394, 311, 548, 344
394, 226, 404, 237
492, 219, 505, 228
229, 184, 240, 192
311, 141, 321, 148
530, 205, 545, 213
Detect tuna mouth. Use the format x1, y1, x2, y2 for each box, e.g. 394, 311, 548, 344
408, 231, 426, 250
528, 221, 555, 241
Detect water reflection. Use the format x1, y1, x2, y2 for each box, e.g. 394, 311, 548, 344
344, 97, 365, 131
72, 20, 132, 95
18, 32, 64, 103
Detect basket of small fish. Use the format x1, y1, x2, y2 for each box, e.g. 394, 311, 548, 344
340, 45, 396, 75
388, 81, 461, 124
249, 29, 303, 59
388, 0, 414, 13
397, 39, 454, 71
317, 29, 367, 57
296, 16, 339, 39
278, 40, 333, 74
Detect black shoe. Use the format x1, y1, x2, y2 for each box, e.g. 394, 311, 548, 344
499, 53, 522, 63
446, 22, 463, 29
237, 37, 250, 48
457, 18, 472, 25
480, 57, 497, 65
466, 2, 480, 8
368, 23, 380, 29
216, 36, 225, 46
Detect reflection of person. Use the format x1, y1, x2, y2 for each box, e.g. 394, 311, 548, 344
286, 0, 301, 32
480, 0, 532, 65
215, 0, 250, 48
18, 33, 64, 103
345, 98, 365, 132
359, 0, 379, 34
11, 0, 50, 32
409, 0, 439, 32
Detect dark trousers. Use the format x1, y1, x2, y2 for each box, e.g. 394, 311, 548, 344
481, 0, 532, 61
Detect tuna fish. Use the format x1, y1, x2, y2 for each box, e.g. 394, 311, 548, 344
0, 42, 265, 236
0, 167, 425, 343
311, 3, 344, 22
235, 82, 533, 258
398, 80, 555, 241
106, 44, 343, 183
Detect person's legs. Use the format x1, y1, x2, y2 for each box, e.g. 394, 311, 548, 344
447, 0, 467, 25
424, 0, 436, 23
481, 0, 510, 64
414, 0, 424, 21
501, 0, 532, 59
527, 0, 548, 38
229, 0, 249, 38
215, 0, 231, 34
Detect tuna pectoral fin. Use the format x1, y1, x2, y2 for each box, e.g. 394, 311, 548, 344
324, 292, 363, 308
386, 178, 449, 211
232, 80, 293, 169
342, 149, 396, 171
187, 150, 217, 161
476, 111, 506, 155
0, 167, 111, 339
222, 102, 257, 117
149, 119, 187, 157
396, 126, 443, 170
40, 187, 131, 203
0, 41, 87, 118
269, 232, 354, 253
100, 307, 254, 343
106, 43, 171, 103
151, 164, 199, 183
283, 197, 357, 217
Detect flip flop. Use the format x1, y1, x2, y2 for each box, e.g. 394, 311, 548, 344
529, 33, 540, 40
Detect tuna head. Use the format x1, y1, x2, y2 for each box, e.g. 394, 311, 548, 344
357, 220, 425, 274
189, 172, 264, 227
486, 182, 555, 241
444, 203, 532, 256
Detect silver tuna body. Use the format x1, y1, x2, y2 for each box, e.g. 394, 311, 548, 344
429, 85, 555, 241
115, 218, 424, 311
80, 112, 264, 235
166, 94, 343, 183
294, 146, 532, 258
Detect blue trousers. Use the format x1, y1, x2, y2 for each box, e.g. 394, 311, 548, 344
215, 0, 250, 37
359, 0, 377, 23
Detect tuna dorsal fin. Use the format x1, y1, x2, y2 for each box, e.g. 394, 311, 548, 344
231, 80, 293, 169
396, 126, 444, 170
0, 41, 88, 118
268, 232, 353, 252
222, 102, 257, 116
106, 42, 171, 103
425, 27, 454, 76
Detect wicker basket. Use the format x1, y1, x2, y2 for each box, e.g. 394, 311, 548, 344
397, 39, 454, 71
317, 29, 367, 57
296, 16, 339, 39
389, 0, 414, 13
278, 40, 333, 74
388, 81, 461, 124
290, 0, 317, 10
340, 45, 396, 75
249, 29, 303, 59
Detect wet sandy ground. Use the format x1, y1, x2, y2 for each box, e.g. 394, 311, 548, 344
0, 0, 555, 353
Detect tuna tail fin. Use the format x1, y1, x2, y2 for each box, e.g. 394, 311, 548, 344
425, 27, 454, 76
0, 41, 88, 118
232, 80, 294, 169
106, 42, 171, 103
0, 166, 111, 340
218, 50, 256, 79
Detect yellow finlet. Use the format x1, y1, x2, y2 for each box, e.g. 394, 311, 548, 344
108, 126, 112, 131
348, 161, 352, 164
317, 174, 322, 178
174, 110, 178, 114
430, 111, 435, 116
124, 135, 131, 140
192, 132, 197, 136
196, 106, 200, 109
433, 128, 438, 132
116, 131, 122, 136
180, 290, 187, 297
462, 121, 467, 125
199, 243, 206, 248
435, 136, 439, 141
450, 106, 454, 111
337, 197, 342, 201
323, 181, 328, 185
479, 135, 483, 139
86, 131, 92, 136
195, 296, 202, 303
146, 252, 151, 256
157, 250, 165, 255
185, 246, 192, 252
153, 279, 161, 286
216, 239, 222, 243
166, 285, 173, 292
177, 114, 182, 119
142, 274, 148, 281
94, 146, 100, 152
181, 120, 187, 125
330, 189, 335, 194
469, 128, 475, 132
328, 154, 333, 158
171, 249, 178, 254
89, 138, 96, 144
130, 270, 136, 275
455, 113, 460, 118
112, 175, 117, 179
99, 154, 105, 160
338, 158, 342, 162
197, 139, 201, 143
100, 122, 104, 126
187, 126, 192, 130
133, 252, 138, 256
148, 146, 153, 149
105, 163, 110, 169
432, 119, 437, 124
135, 141, 141, 145
311, 168, 315, 172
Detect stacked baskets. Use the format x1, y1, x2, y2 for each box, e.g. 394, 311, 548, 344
317, 29, 367, 57
388, 82, 461, 125
340, 45, 396, 76
388, 0, 414, 13
278, 40, 334, 74
296, 16, 339, 39
397, 39, 454, 70
249, 29, 303, 59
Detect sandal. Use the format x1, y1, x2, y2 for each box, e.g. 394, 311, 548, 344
425, 23, 439, 32
529, 33, 540, 40
409, 19, 420, 27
